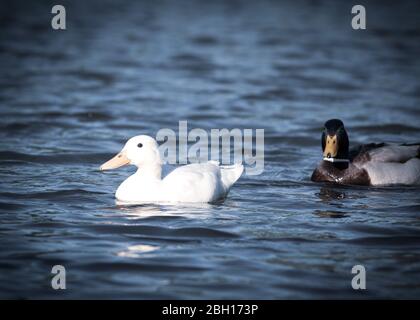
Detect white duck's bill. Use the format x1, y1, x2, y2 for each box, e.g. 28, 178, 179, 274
100, 152, 130, 171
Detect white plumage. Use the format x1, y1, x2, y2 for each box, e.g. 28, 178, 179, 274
100, 135, 243, 204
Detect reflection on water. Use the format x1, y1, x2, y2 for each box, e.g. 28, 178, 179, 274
314, 187, 350, 218
1, 0, 420, 299
313, 210, 349, 219
117, 244, 160, 258
118, 203, 216, 220
316, 187, 347, 202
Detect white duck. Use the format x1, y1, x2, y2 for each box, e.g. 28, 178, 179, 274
100, 135, 244, 204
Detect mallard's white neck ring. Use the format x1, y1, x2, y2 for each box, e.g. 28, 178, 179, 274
323, 157, 350, 163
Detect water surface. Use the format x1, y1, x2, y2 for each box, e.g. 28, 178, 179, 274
1, 0, 420, 299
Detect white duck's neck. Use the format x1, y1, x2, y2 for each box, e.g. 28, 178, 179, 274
133, 163, 162, 181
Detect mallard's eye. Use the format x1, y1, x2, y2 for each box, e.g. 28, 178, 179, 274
137, 143, 143, 148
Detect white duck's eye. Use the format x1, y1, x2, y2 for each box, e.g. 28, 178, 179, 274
137, 143, 143, 148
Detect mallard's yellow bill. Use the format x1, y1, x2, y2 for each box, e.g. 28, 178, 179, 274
323, 135, 338, 158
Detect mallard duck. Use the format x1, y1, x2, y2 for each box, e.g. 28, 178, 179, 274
311, 119, 420, 186
100, 135, 244, 203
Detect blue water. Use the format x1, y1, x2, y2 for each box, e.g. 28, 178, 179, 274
1, 0, 420, 299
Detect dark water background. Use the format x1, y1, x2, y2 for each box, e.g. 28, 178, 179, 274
1, 0, 420, 299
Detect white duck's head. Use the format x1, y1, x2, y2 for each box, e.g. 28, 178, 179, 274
100, 135, 162, 171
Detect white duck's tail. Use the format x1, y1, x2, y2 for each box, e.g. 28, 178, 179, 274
220, 163, 244, 190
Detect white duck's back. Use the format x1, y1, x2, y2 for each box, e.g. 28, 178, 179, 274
162, 161, 243, 203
